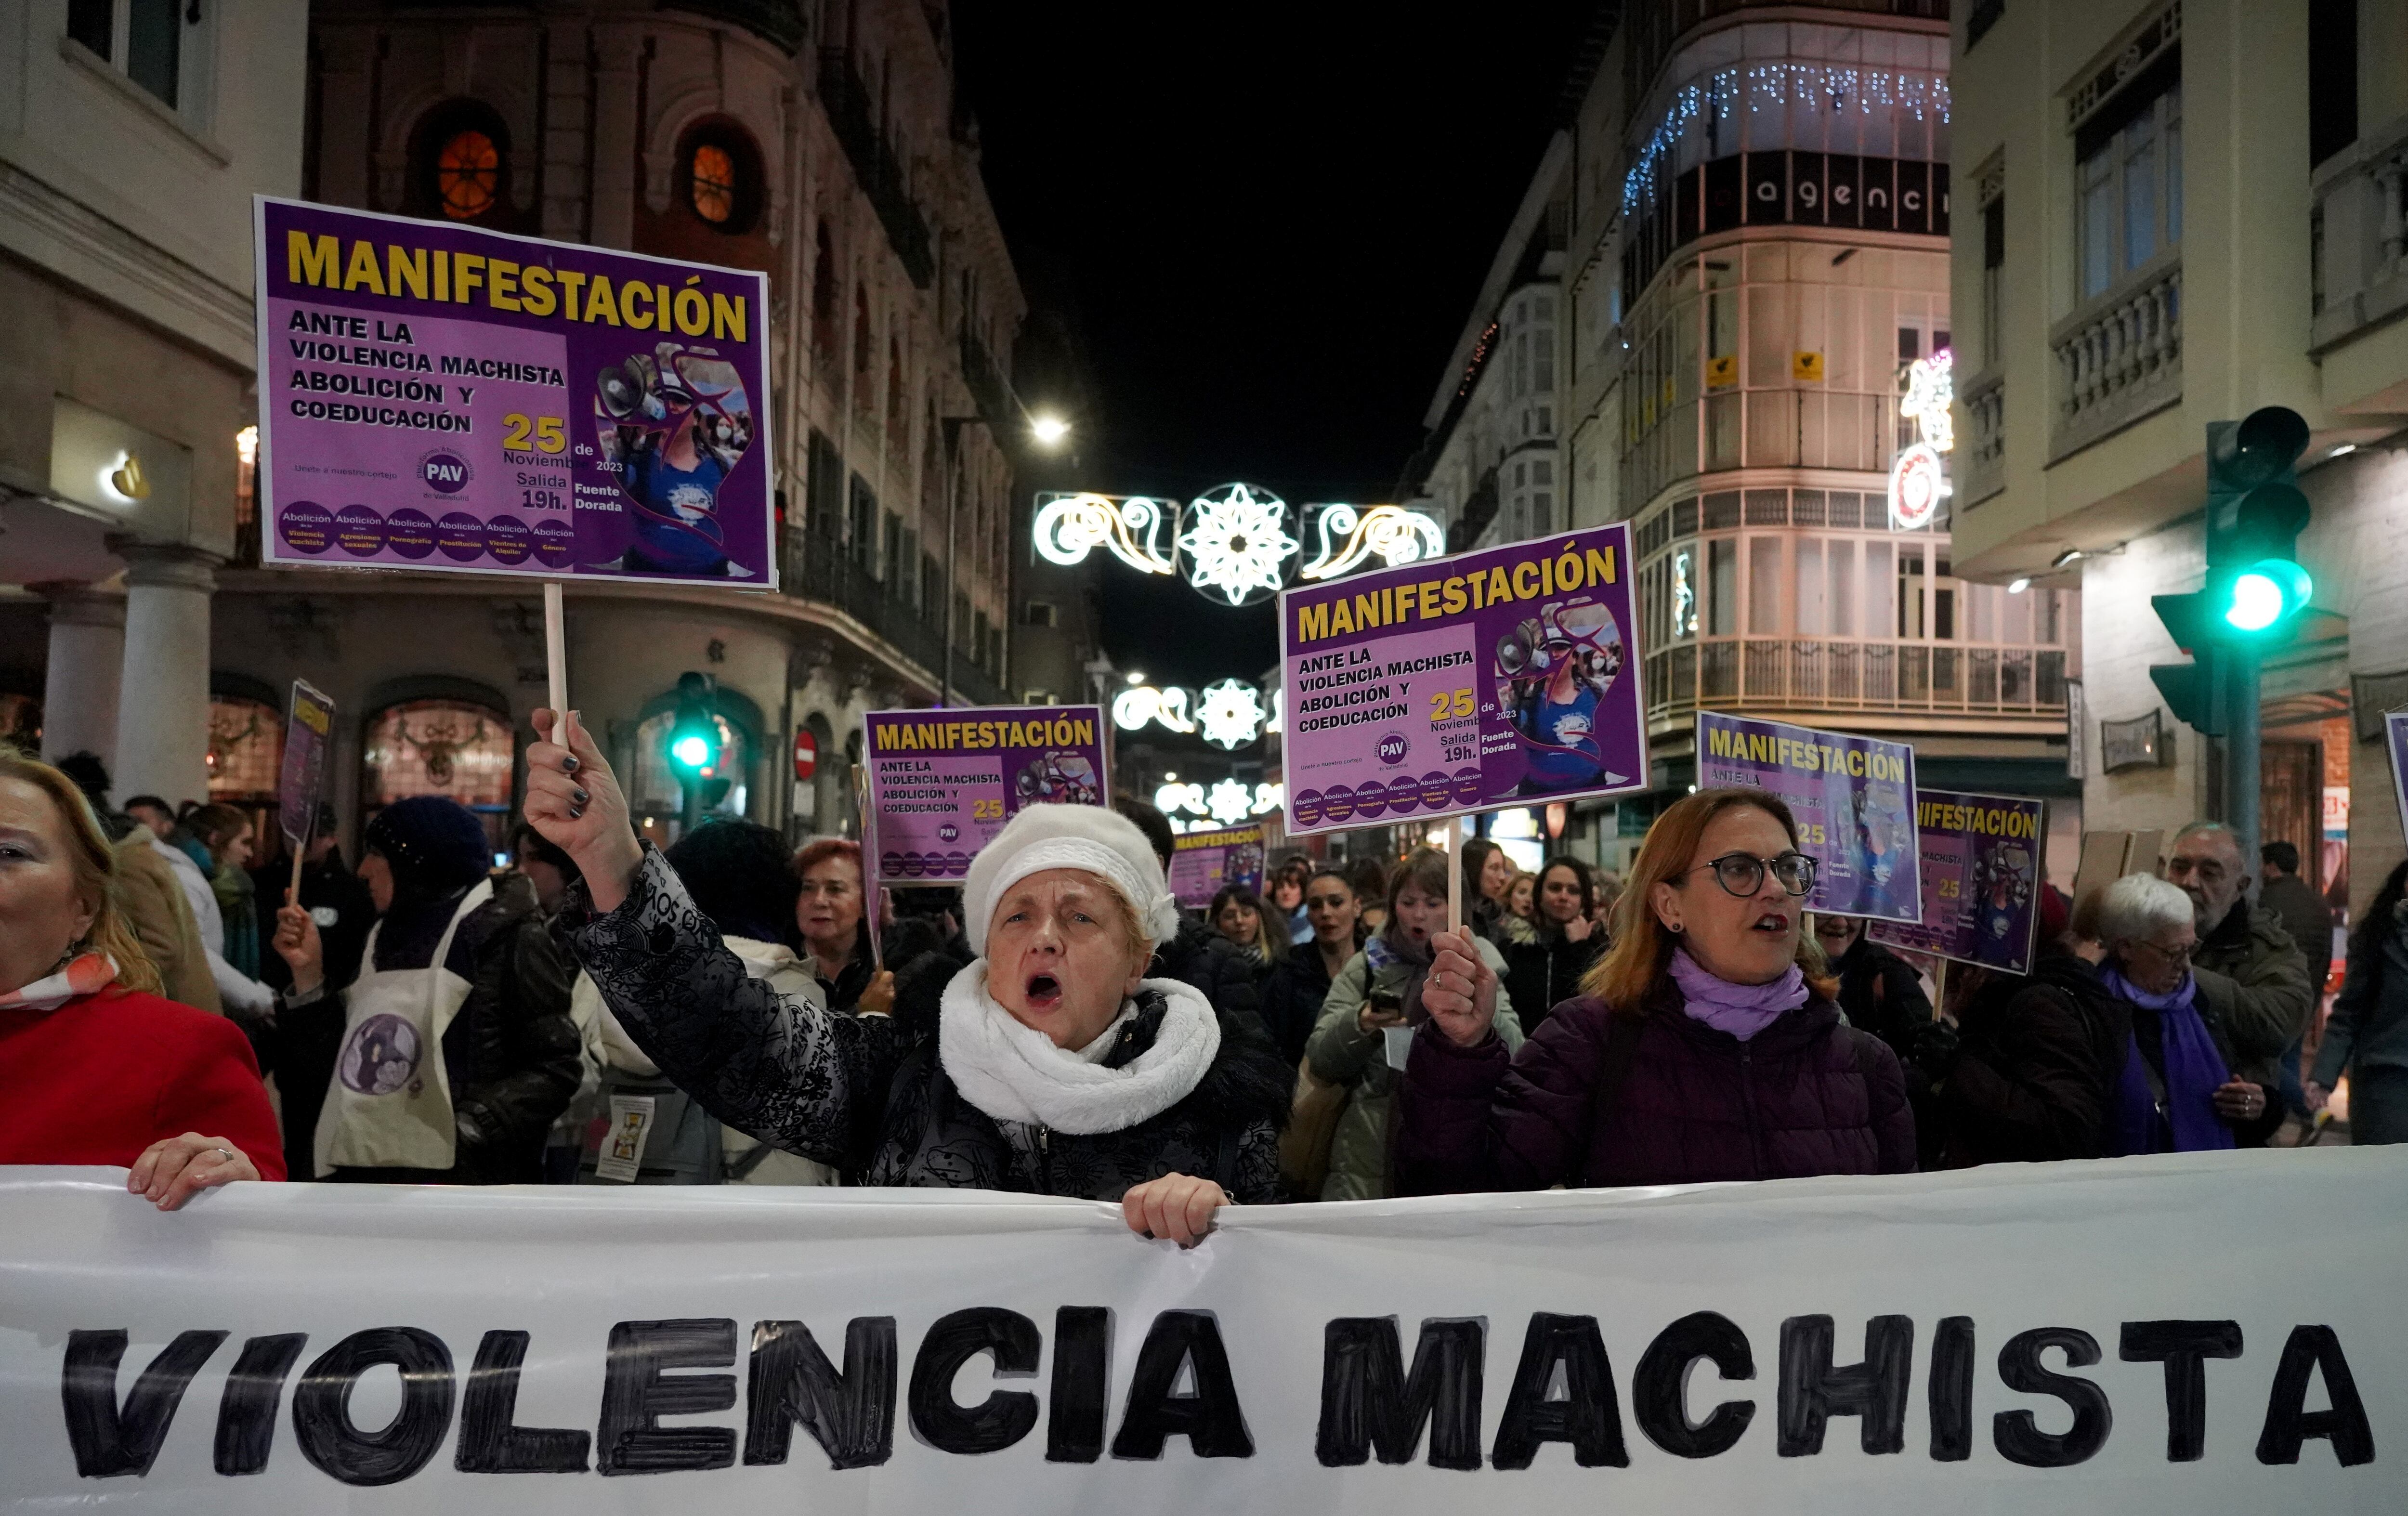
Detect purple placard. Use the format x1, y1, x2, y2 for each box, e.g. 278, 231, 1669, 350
252, 196, 774, 588
862, 706, 1106, 886
1169, 825, 1266, 910
1695, 712, 1922, 923
276, 679, 336, 850
1867, 790, 2045, 972
1278, 526, 1647, 834
2388, 712, 2408, 842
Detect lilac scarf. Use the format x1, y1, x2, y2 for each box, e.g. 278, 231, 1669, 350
2097, 964, 2236, 1155
1668, 948, 1808, 1041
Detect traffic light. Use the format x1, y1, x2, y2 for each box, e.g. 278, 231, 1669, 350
668, 671, 720, 777
2150, 406, 2313, 734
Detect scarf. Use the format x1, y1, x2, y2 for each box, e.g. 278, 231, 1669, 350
1367, 927, 1435, 1023
1668, 948, 1808, 1041
938, 962, 1221, 1134
0, 952, 118, 1013
2097, 964, 2235, 1155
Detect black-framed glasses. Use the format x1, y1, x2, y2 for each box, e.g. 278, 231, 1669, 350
1684, 851, 1817, 898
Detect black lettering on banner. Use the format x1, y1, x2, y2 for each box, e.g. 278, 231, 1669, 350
292, 1327, 456, 1487
213, 1333, 308, 1476
1704, 157, 1744, 235
1046, 1307, 1111, 1463
1778, 1315, 1912, 1456
909, 1308, 1040, 1455
1927, 1317, 1976, 1462
1633, 1311, 1755, 1460
744, 1317, 896, 1470
2119, 1320, 2242, 1462
1993, 1327, 2112, 1467
60, 1328, 227, 1477
2255, 1326, 2376, 1467
1315, 1317, 1485, 1470
1110, 1311, 1254, 1460
1490, 1313, 1627, 1470
456, 1330, 590, 1473
597, 1319, 737, 1475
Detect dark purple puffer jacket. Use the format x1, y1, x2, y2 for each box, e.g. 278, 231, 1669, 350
1395, 982, 1917, 1192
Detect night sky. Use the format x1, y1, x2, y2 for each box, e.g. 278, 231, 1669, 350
955, 6, 1598, 687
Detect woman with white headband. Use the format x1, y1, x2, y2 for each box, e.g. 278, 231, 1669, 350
522, 713, 1291, 1243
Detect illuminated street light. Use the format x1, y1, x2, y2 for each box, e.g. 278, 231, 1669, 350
1030, 414, 1071, 448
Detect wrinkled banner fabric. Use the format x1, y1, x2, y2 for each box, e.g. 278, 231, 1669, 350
1, 1151, 2400, 1513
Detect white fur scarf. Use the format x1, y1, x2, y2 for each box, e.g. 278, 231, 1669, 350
937, 961, 1221, 1135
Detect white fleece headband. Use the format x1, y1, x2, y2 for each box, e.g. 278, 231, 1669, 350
963, 807, 1182, 950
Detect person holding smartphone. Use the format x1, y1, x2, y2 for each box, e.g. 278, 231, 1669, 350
1303, 847, 1522, 1202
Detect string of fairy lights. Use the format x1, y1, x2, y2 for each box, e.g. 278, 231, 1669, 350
1620, 63, 1952, 221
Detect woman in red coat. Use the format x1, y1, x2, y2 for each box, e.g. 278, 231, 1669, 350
0, 752, 282, 1206
1396, 788, 1916, 1192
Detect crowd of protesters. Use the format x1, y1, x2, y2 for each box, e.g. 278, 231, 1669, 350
0, 725, 2385, 1239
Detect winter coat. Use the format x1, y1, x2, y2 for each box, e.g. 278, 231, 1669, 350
1305, 937, 1523, 1202
2313, 902, 2408, 1086
2190, 900, 2314, 1087
1393, 980, 1917, 1194
1928, 952, 2130, 1167
2258, 874, 2335, 1001
1501, 928, 1607, 1033
278, 871, 581, 1184
1260, 944, 1358, 1068
568, 848, 1293, 1202
109, 828, 221, 1015
1829, 934, 1934, 1063
1155, 914, 1268, 1033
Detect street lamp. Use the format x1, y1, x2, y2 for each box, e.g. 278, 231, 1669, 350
1030, 414, 1071, 448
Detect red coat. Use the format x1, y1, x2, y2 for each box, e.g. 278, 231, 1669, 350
0, 988, 286, 1179
1396, 987, 1916, 1193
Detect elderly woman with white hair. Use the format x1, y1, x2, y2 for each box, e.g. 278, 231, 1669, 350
521, 713, 1291, 1243
2095, 872, 2283, 1152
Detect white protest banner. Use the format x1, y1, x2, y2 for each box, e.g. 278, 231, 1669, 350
2, 1151, 2399, 1513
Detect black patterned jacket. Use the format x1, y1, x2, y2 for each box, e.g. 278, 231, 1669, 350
566, 848, 1291, 1202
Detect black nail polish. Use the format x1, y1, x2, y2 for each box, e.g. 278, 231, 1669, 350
572, 787, 589, 805
568, 805, 585, 820
562, 754, 580, 773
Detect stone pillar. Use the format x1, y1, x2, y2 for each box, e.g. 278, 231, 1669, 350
108, 541, 219, 805
31, 583, 126, 771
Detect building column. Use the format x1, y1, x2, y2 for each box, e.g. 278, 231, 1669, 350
107, 540, 219, 805
31, 582, 126, 770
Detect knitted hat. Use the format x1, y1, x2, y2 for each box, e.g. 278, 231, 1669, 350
961, 803, 1181, 952
365, 796, 493, 897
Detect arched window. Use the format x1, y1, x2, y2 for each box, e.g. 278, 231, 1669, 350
412, 101, 511, 225
362, 699, 514, 855
678, 122, 763, 233
206, 697, 282, 799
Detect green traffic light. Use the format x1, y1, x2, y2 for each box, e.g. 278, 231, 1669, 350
672, 733, 713, 769
2220, 558, 2312, 634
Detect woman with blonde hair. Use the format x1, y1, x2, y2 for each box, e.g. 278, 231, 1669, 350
0, 752, 282, 1205
1395, 787, 1915, 1191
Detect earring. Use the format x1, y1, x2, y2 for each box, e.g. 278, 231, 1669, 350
1665, 922, 1684, 934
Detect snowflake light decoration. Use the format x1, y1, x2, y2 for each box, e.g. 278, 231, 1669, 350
1176, 483, 1300, 607
1195, 679, 1267, 750
1207, 778, 1255, 826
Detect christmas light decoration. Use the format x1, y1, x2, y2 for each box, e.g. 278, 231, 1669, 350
1298, 503, 1448, 581
1033, 493, 1178, 575
1176, 483, 1301, 607
1888, 349, 1954, 530
1113, 685, 1197, 735
1207, 777, 1255, 826
1194, 679, 1268, 749
1621, 64, 1952, 221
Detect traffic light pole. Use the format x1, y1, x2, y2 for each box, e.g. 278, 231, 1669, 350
2226, 647, 2260, 865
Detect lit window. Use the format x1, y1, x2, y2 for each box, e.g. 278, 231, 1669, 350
437, 131, 500, 220
691, 144, 737, 224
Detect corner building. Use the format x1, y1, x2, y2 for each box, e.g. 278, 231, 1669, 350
1552, 0, 2083, 877
1948, 0, 2408, 919
11, 0, 1048, 860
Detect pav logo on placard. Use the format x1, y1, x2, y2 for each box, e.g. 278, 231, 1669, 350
419, 450, 473, 495
1376, 732, 1410, 766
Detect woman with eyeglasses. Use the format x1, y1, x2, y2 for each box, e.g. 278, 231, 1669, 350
2094, 873, 2283, 1151
1393, 788, 1916, 1192
792, 839, 894, 1017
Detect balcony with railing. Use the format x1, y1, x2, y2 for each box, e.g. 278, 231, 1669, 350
1958, 366, 2004, 507
780, 525, 1006, 702
1647, 636, 2068, 723
2048, 248, 2182, 462
2310, 109, 2408, 355
815, 49, 935, 288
